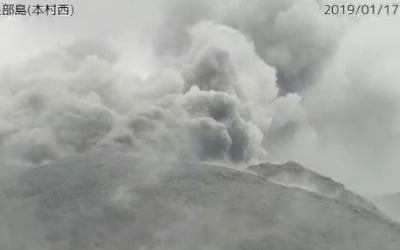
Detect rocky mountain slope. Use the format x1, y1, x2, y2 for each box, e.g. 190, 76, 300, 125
0, 152, 399, 250
248, 162, 381, 215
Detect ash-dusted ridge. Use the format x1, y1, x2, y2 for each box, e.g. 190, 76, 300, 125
248, 161, 381, 215
1, 152, 399, 250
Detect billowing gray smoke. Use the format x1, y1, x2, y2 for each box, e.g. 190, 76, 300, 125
0, 22, 278, 165
1, 0, 400, 193
155, 0, 343, 94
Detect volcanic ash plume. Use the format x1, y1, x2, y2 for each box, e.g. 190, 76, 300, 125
0, 21, 303, 166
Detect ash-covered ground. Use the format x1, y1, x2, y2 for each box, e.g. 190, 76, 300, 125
0, 152, 399, 250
